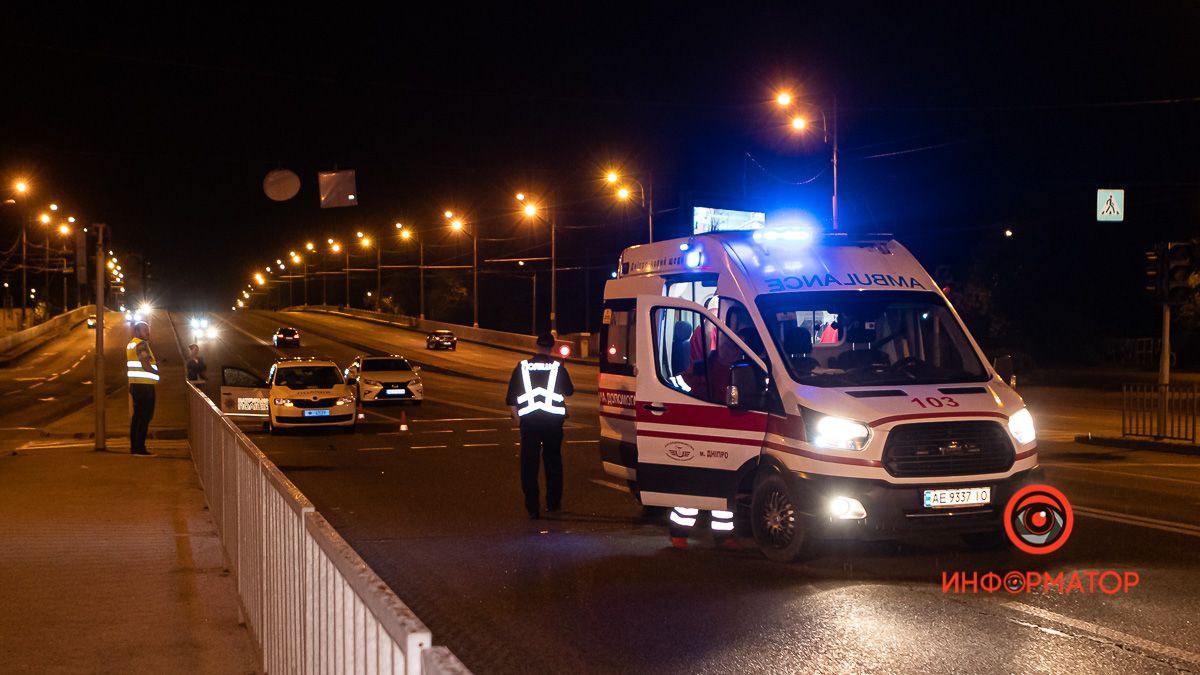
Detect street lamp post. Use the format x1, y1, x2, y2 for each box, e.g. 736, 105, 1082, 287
399, 227, 425, 320
517, 193, 557, 335
779, 92, 839, 230
608, 171, 655, 243
447, 214, 479, 328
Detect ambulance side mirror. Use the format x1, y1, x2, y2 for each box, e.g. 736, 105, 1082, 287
727, 362, 766, 410
993, 354, 1015, 387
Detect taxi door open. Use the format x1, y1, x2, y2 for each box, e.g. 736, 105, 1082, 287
219, 366, 269, 418
634, 295, 771, 510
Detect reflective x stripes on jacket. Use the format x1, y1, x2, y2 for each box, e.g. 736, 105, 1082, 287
516, 360, 565, 417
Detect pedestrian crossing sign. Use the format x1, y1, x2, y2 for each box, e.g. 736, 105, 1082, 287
1097, 189, 1124, 222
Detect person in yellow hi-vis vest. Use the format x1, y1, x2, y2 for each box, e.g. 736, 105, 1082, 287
126, 321, 159, 456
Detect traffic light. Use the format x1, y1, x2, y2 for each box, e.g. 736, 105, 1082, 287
1144, 245, 1164, 299
1165, 240, 1197, 306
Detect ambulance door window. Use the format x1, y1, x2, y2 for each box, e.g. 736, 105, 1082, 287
651, 307, 766, 411
652, 307, 714, 401
666, 278, 717, 308
600, 302, 637, 376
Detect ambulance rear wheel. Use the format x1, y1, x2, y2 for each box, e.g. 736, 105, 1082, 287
751, 474, 809, 562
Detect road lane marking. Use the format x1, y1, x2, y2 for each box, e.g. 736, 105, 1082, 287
465, 428, 495, 433
1044, 463, 1200, 487
1073, 505, 1200, 538
463, 443, 499, 447
590, 479, 631, 493
417, 430, 454, 434
998, 600, 1200, 666
356, 447, 393, 452
567, 440, 598, 444
409, 445, 447, 449
14, 377, 41, 381
412, 417, 511, 422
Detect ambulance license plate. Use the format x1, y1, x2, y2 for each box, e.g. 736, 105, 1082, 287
923, 487, 990, 508
303, 409, 330, 417
386, 388, 406, 395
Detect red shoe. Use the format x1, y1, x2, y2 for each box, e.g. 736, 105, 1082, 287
670, 537, 689, 549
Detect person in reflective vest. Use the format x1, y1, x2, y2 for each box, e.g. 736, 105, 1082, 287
126, 321, 159, 457
506, 332, 574, 519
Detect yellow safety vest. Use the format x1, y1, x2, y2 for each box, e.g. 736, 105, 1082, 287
127, 337, 160, 384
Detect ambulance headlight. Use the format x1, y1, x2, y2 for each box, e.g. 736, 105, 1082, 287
205, 327, 218, 339
190, 318, 200, 329
813, 415, 871, 451
1008, 408, 1036, 444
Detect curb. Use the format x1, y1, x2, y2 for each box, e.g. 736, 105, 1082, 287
1073, 434, 1200, 456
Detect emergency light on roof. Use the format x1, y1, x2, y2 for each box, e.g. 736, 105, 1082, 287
685, 250, 703, 268
753, 228, 813, 243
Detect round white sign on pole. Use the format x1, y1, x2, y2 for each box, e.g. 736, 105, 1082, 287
263, 169, 301, 202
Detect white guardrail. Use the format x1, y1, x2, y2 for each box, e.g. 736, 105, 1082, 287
187, 383, 470, 674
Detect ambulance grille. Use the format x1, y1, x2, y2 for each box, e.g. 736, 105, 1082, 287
882, 421, 1014, 478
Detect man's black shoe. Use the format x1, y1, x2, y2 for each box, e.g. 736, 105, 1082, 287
131, 450, 157, 457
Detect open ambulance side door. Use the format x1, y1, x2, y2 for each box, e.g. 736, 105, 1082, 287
219, 366, 269, 418
634, 295, 771, 510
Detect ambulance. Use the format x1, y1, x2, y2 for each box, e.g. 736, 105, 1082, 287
598, 226, 1040, 561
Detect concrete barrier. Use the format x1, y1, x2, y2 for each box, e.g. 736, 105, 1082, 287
281, 306, 597, 362
0, 305, 95, 364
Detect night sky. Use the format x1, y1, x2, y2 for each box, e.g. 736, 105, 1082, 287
2, 5, 1197, 362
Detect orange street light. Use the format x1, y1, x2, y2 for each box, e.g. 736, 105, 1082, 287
331, 242, 341, 253
360, 237, 371, 247
39, 213, 50, 224
450, 219, 463, 231
67, 216, 75, 223
515, 192, 526, 201
395, 222, 404, 229
57, 224, 70, 235
356, 231, 364, 238
617, 187, 631, 200
306, 242, 315, 251
444, 210, 454, 219
605, 171, 619, 183
14, 181, 28, 193
776, 92, 792, 106
49, 203, 58, 211
791, 116, 806, 130
523, 203, 538, 217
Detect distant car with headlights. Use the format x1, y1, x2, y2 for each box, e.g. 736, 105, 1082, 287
86, 315, 97, 329
425, 329, 457, 350
266, 358, 355, 433
273, 327, 300, 347
189, 316, 217, 342
345, 355, 423, 405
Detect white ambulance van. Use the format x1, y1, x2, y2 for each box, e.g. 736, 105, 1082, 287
598, 228, 1040, 561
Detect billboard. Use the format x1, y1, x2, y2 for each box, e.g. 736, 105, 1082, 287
692, 206, 766, 235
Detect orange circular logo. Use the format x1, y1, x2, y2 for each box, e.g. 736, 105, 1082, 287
1004, 484, 1073, 554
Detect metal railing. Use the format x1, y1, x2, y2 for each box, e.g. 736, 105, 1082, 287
1122, 383, 1199, 443
187, 383, 469, 673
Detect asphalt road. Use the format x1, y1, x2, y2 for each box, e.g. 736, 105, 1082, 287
111, 310, 1200, 672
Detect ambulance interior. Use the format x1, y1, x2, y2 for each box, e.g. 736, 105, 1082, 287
756, 290, 990, 387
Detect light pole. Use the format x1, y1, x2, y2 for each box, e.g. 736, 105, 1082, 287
447, 213, 478, 327
304, 242, 315, 305
778, 91, 839, 230
516, 193, 557, 335
398, 225, 425, 319
607, 171, 654, 243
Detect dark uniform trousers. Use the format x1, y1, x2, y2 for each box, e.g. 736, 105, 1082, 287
520, 416, 564, 515
130, 383, 156, 453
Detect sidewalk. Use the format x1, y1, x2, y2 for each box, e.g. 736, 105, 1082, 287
0, 311, 259, 673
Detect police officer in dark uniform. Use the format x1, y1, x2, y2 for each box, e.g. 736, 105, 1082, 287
506, 333, 574, 519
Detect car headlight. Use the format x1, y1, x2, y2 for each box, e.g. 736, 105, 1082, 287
336, 395, 355, 405
190, 318, 199, 328
812, 415, 871, 451
361, 379, 382, 387
1008, 408, 1036, 444
273, 398, 294, 407
206, 327, 217, 338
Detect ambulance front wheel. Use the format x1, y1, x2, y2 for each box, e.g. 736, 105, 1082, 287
751, 473, 810, 563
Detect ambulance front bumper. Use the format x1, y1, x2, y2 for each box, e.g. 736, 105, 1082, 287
791, 466, 1045, 541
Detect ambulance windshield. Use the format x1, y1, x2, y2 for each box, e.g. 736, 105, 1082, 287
756, 291, 989, 387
